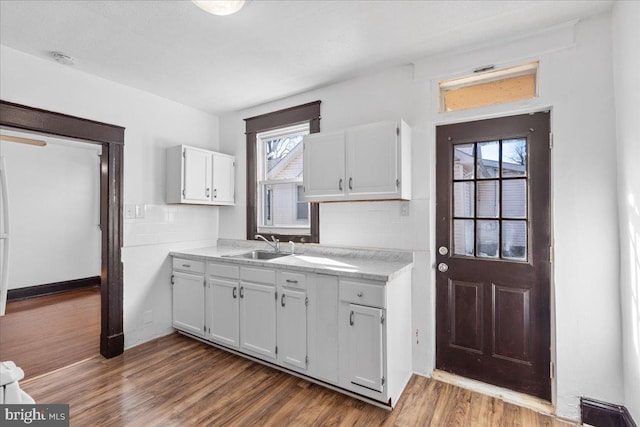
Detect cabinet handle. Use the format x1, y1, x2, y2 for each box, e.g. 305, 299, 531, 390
357, 291, 363, 297
232, 287, 237, 299
182, 264, 191, 268
281, 293, 286, 307
213, 188, 217, 198
348, 177, 353, 190
285, 279, 298, 284
206, 188, 210, 198
239, 286, 244, 298
171, 275, 174, 285
349, 310, 354, 326
339, 178, 343, 191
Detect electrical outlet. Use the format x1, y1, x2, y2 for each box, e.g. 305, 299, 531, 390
124, 204, 135, 219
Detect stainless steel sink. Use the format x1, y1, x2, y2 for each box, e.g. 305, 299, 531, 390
223, 250, 290, 260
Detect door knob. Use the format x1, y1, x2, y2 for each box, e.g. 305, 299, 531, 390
438, 246, 449, 255
438, 263, 449, 273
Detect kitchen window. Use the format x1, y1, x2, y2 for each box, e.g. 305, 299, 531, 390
244, 101, 320, 243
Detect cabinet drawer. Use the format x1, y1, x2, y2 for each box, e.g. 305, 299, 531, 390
173, 258, 205, 274
278, 271, 306, 290
208, 262, 239, 279
340, 279, 386, 307
240, 266, 276, 284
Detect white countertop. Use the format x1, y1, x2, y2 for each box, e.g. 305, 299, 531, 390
170, 243, 413, 282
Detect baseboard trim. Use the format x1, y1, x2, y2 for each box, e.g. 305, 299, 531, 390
581, 397, 637, 427
7, 276, 101, 301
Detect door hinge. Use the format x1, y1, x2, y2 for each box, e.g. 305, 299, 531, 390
305, 296, 309, 307
275, 346, 278, 355
549, 131, 553, 149
382, 376, 385, 386
396, 127, 400, 136
182, 189, 186, 197
550, 245, 554, 263
395, 178, 399, 188
203, 279, 206, 287
275, 291, 278, 300
381, 314, 385, 324
183, 151, 186, 158
305, 355, 309, 366
550, 361, 555, 379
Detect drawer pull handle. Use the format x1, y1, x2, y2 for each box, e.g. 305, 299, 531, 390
239, 286, 244, 298
286, 279, 298, 284
357, 292, 363, 297
182, 264, 191, 268
349, 310, 354, 326
232, 287, 237, 299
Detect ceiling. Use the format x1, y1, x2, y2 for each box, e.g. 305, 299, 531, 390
0, 1, 613, 115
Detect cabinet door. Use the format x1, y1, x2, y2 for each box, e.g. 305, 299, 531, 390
212, 153, 235, 205
278, 288, 307, 370
346, 122, 399, 199
207, 278, 239, 348
172, 271, 205, 337
348, 304, 384, 392
183, 147, 212, 202
240, 282, 277, 359
303, 131, 346, 201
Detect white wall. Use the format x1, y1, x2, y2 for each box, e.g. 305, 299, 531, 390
219, 12, 623, 421
0, 135, 101, 289
612, 1, 640, 422
0, 45, 220, 348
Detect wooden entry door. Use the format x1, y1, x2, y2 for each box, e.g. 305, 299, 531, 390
435, 112, 551, 400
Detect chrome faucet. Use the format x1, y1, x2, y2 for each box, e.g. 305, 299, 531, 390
255, 234, 280, 252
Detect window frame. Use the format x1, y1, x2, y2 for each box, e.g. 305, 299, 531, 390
244, 101, 320, 243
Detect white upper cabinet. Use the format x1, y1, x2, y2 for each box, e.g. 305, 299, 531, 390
166, 145, 235, 205
303, 120, 411, 202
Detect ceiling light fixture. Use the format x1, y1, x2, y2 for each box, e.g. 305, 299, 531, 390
192, 0, 245, 16
50, 52, 75, 66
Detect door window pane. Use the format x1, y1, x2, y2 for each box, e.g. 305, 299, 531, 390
453, 182, 474, 218
502, 179, 527, 218
502, 139, 527, 177
477, 141, 499, 178
477, 181, 499, 218
453, 144, 475, 179
502, 221, 527, 260
477, 220, 499, 258
453, 220, 475, 256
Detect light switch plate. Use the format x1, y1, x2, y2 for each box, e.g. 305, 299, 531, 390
135, 204, 146, 219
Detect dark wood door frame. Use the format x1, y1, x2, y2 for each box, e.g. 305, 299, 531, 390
0, 100, 125, 358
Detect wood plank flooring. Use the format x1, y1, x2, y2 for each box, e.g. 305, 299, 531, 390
21, 333, 576, 427
0, 287, 100, 378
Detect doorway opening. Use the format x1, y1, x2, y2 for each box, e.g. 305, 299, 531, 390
0, 100, 124, 361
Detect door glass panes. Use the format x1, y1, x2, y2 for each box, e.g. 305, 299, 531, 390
477, 220, 499, 258
451, 138, 529, 261
477, 141, 499, 178
453, 144, 475, 179
502, 179, 527, 218
502, 221, 527, 260
453, 220, 475, 256
502, 139, 527, 177
477, 181, 499, 218
453, 182, 474, 217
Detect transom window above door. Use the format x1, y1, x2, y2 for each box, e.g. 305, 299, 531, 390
452, 138, 529, 260
257, 123, 310, 234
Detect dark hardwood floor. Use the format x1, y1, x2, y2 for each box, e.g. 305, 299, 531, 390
0, 287, 100, 378
21, 333, 575, 426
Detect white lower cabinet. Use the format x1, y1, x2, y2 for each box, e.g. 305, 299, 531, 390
171, 259, 206, 337
172, 256, 411, 408
347, 304, 384, 393
240, 281, 277, 359
207, 277, 239, 348
277, 271, 308, 372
